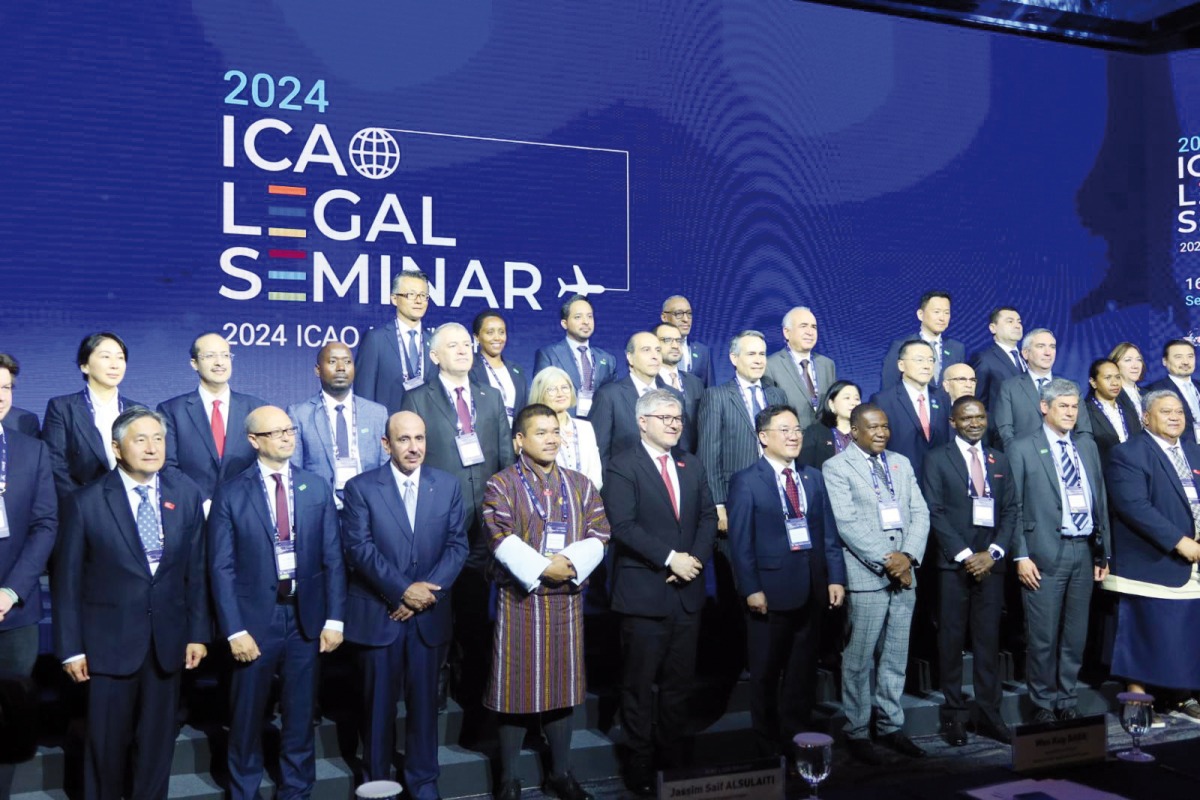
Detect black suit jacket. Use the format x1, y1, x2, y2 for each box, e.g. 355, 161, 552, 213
2, 407, 40, 437
0, 430, 57, 631
159, 389, 267, 500
354, 321, 437, 415
591, 376, 684, 468
921, 441, 1017, 570
798, 422, 842, 471
881, 335, 966, 390
468, 358, 529, 418
603, 445, 718, 616
869, 382, 951, 483
1083, 391, 1142, 467
971, 343, 1023, 411
668, 370, 705, 453
42, 391, 147, 499
53, 468, 209, 675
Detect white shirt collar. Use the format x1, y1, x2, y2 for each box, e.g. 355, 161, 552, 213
735, 374, 762, 391
321, 390, 354, 409
438, 372, 470, 392
630, 373, 656, 395
87, 386, 120, 409
764, 453, 797, 477
641, 439, 671, 460
1147, 430, 1184, 457
390, 461, 420, 489
901, 379, 930, 405
1042, 423, 1072, 446
198, 383, 231, 407
396, 318, 422, 334
954, 436, 984, 460
257, 459, 291, 483
117, 466, 155, 492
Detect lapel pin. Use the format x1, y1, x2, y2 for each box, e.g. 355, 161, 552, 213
299, 484, 308, 491
163, 501, 176, 510
676, 461, 686, 468
1038, 448, 1049, 454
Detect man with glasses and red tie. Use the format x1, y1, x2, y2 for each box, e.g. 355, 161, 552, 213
208, 405, 346, 800
604, 389, 717, 795
355, 269, 437, 414
654, 322, 704, 453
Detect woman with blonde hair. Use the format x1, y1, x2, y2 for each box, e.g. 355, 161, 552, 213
527, 367, 603, 489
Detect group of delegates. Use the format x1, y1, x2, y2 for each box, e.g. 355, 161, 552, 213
2, 273, 1200, 800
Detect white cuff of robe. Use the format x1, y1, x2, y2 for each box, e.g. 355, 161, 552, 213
954, 548, 972, 563
324, 620, 343, 633
560, 538, 604, 586
495, 536, 552, 593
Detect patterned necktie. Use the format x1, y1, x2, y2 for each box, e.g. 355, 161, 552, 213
783, 467, 804, 518
334, 403, 350, 457
799, 359, 817, 402
406, 330, 420, 378
211, 399, 226, 460
969, 446, 986, 497
403, 478, 417, 530
917, 394, 930, 440
454, 387, 474, 435
1057, 441, 1088, 530
658, 454, 678, 519
668, 370, 680, 390
134, 485, 159, 552
1035, 377, 1047, 395
1169, 445, 1200, 538
578, 345, 594, 391
273, 473, 292, 597
1011, 349, 1027, 373
870, 455, 893, 497
932, 340, 943, 382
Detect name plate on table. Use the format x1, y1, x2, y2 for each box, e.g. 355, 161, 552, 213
658, 757, 783, 800
1012, 714, 1107, 772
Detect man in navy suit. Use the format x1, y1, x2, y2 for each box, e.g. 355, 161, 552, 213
970, 307, 1025, 426
726, 404, 845, 759
921, 398, 1017, 746
159, 332, 266, 505
53, 408, 209, 800
604, 390, 718, 793
880, 290, 965, 390
0, 359, 57, 798
661, 295, 715, 387
0, 354, 40, 437
288, 341, 389, 508
871, 340, 951, 484
342, 411, 467, 794
208, 405, 346, 800
1146, 339, 1200, 445
655, 323, 705, 453
592, 332, 682, 468
533, 294, 617, 418
355, 270, 438, 414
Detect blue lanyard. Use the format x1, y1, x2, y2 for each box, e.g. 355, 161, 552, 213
258, 468, 295, 537
516, 460, 570, 524
444, 383, 477, 434
0, 430, 7, 493
483, 360, 515, 407
558, 420, 582, 471
776, 467, 806, 520
865, 451, 895, 498
394, 325, 423, 379
81, 388, 125, 418
1091, 397, 1128, 440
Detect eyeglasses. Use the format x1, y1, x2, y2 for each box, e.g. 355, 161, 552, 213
196, 352, 234, 362
392, 291, 429, 302
664, 310, 692, 319
658, 336, 682, 345
645, 414, 684, 426
764, 427, 803, 436
544, 385, 573, 395
904, 356, 935, 365
250, 426, 298, 440
945, 377, 976, 383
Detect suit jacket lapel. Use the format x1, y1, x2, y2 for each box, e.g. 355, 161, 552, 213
248, 471, 277, 547
104, 475, 152, 574
184, 392, 220, 464
949, 442, 972, 487
1035, 431, 1060, 504
309, 395, 336, 475
637, 446, 677, 522
727, 381, 755, 432
158, 477, 185, 570
75, 393, 110, 467
377, 465, 414, 542
430, 382, 459, 429
894, 385, 924, 436
1147, 436, 1189, 506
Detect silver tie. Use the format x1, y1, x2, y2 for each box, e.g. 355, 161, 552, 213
403, 479, 417, 531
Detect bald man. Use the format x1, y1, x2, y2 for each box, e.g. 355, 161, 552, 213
942, 363, 977, 404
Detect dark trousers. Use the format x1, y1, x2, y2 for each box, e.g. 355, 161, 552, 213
227, 604, 318, 800
450, 566, 491, 740
745, 605, 819, 756
85, 651, 181, 800
619, 597, 700, 769
358, 631, 445, 800
0, 624, 41, 800
937, 568, 1003, 723
1023, 538, 1093, 712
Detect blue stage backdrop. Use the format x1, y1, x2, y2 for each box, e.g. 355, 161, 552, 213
0, 1, 1183, 418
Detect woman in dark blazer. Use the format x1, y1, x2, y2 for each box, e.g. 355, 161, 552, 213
42, 332, 145, 499
1109, 342, 1145, 416
799, 379, 861, 470
468, 310, 528, 430
1085, 357, 1141, 467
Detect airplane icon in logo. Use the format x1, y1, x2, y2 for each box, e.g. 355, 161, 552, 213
557, 264, 606, 298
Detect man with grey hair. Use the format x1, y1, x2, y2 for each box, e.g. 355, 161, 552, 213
994, 328, 1092, 450
1008, 378, 1109, 723
604, 389, 717, 792
402, 322, 514, 721
355, 269, 437, 414
662, 295, 715, 387
764, 306, 837, 430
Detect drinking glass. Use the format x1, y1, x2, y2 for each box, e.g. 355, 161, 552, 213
1116, 691, 1155, 763
792, 732, 833, 797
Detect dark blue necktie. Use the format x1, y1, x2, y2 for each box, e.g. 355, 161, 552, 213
334, 403, 350, 457
1058, 441, 1088, 530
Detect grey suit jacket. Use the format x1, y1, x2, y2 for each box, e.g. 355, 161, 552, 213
994, 373, 1092, 450
763, 348, 836, 429
1008, 429, 1110, 568
288, 392, 389, 488
697, 379, 787, 505
821, 447, 929, 592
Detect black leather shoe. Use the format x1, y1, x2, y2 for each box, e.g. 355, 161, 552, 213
941, 720, 968, 747
976, 717, 1013, 745
878, 731, 927, 758
845, 737, 884, 765
1032, 708, 1056, 724
495, 778, 521, 800
625, 759, 655, 798
544, 773, 593, 800
1056, 707, 1080, 721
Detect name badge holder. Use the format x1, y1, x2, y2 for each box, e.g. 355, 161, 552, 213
786, 517, 812, 551
1065, 486, 1089, 515
276, 539, 297, 580
878, 499, 904, 530
1185, 482, 1199, 505
456, 433, 485, 467
403, 376, 425, 391
335, 457, 359, 490
544, 521, 568, 554
576, 390, 594, 417
972, 496, 995, 527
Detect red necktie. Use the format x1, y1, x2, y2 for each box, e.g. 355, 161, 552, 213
917, 394, 930, 440
659, 454, 678, 519
783, 467, 803, 518
454, 387, 475, 435
211, 399, 226, 459
273, 474, 292, 598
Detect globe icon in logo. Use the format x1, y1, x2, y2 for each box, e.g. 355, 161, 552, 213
348, 128, 400, 180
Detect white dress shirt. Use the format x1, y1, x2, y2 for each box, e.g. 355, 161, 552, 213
88, 387, 121, 469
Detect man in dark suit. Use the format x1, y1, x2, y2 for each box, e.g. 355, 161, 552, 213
995, 328, 1093, 450
158, 332, 267, 504
355, 269, 437, 414
341, 411, 468, 795
870, 340, 951, 484
655, 323, 705, 453
726, 404, 845, 759
970, 306, 1025, 420
0, 353, 39, 437
763, 307, 837, 431
662, 295, 715, 387
208, 405, 346, 800
1146, 339, 1200, 445
592, 332, 682, 468
0, 359, 57, 798
604, 389, 718, 794
880, 290, 965, 390
921, 398, 1017, 746
402, 322, 514, 722
533, 294, 618, 418
288, 341, 389, 507
53, 408, 209, 800
1008, 379, 1109, 723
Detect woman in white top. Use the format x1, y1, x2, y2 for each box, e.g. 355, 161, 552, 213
469, 310, 528, 430
528, 366, 603, 489
1109, 341, 1145, 413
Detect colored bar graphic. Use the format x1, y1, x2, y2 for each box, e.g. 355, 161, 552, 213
268, 249, 307, 259
268, 227, 306, 238
268, 206, 307, 217
268, 291, 307, 302
268, 271, 307, 280
268, 185, 307, 196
